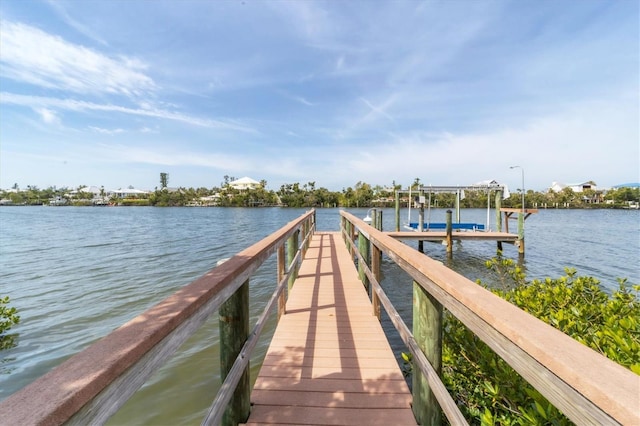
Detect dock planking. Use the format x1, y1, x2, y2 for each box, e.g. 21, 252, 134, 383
386, 230, 519, 243
243, 232, 416, 425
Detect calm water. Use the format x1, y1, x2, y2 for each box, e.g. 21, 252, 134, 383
1, 206, 638, 423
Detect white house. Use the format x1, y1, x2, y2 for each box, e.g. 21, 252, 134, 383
109, 188, 150, 198
198, 193, 221, 206
550, 181, 597, 193
68, 186, 103, 197
228, 177, 261, 190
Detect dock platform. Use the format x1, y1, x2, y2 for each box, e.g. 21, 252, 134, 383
386, 230, 518, 243
244, 232, 416, 425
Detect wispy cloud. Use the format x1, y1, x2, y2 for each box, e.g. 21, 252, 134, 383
97, 144, 252, 171
89, 126, 124, 135
44, 0, 109, 46
37, 108, 61, 125
360, 97, 395, 122
0, 21, 155, 96
279, 90, 314, 106
268, 1, 334, 40
1, 93, 256, 133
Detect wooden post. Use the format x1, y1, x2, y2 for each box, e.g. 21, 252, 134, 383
277, 245, 286, 319
395, 190, 400, 232
418, 192, 425, 232
495, 191, 503, 252
370, 208, 377, 229
287, 230, 298, 293
344, 221, 351, 255
371, 244, 381, 320
412, 281, 443, 426
495, 190, 503, 232
349, 221, 356, 256
344, 217, 349, 247
302, 221, 308, 256
219, 279, 250, 426
358, 230, 370, 291
418, 192, 424, 252
518, 212, 525, 258
504, 211, 511, 233
377, 210, 383, 231
445, 209, 453, 258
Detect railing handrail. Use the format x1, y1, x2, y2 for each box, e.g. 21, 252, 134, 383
202, 214, 315, 425
340, 210, 639, 425
342, 222, 469, 425
0, 210, 316, 425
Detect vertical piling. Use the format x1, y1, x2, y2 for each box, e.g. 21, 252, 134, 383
277, 246, 286, 319
495, 191, 503, 252
518, 213, 525, 258
371, 243, 381, 320
219, 279, 250, 426
358, 230, 370, 291
412, 281, 443, 426
445, 209, 453, 258
370, 208, 377, 230
418, 192, 425, 252
287, 230, 298, 293
495, 190, 503, 232
395, 190, 400, 232
302, 221, 308, 256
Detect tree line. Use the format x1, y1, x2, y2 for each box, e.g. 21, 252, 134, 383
1, 179, 638, 209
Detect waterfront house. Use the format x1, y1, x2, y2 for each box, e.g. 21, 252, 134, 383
550, 181, 603, 204
228, 177, 261, 191
550, 181, 597, 193
198, 193, 221, 206
109, 188, 150, 198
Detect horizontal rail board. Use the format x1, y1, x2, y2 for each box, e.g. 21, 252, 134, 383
386, 231, 518, 242
407, 222, 485, 230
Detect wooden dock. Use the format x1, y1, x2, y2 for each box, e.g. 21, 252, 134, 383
2, 210, 636, 425
244, 232, 416, 425
386, 230, 519, 243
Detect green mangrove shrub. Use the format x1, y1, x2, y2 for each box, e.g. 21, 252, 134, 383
442, 256, 639, 425
1, 296, 20, 350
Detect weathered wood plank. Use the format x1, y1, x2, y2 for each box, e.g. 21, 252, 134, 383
245, 232, 416, 425
386, 230, 519, 242
251, 389, 412, 409
252, 376, 411, 394
245, 405, 417, 426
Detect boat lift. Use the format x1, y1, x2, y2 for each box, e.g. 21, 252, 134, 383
394, 181, 510, 233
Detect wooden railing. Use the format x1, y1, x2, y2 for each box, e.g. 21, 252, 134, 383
340, 210, 639, 425
0, 210, 316, 426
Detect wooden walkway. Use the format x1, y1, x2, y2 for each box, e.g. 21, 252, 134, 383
244, 232, 416, 425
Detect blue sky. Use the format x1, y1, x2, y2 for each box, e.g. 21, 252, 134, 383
1, 0, 638, 192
